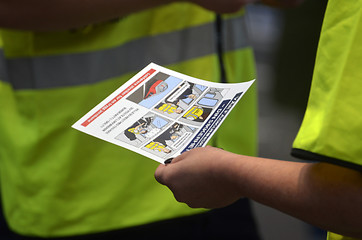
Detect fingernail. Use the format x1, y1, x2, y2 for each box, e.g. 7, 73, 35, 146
164, 158, 173, 164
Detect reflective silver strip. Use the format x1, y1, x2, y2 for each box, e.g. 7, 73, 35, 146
222, 15, 251, 56
1, 16, 250, 90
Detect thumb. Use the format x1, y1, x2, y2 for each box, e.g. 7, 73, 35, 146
154, 163, 167, 185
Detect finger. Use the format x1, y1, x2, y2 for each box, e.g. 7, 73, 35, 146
154, 164, 167, 185
164, 158, 173, 164
172, 146, 204, 164
170, 151, 189, 163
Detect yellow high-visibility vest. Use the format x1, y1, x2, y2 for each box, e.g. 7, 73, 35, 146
183, 106, 204, 120
0, 3, 257, 237
145, 142, 165, 152
292, 1, 362, 240
158, 103, 178, 114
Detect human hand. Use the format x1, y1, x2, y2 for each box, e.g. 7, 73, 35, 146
154, 146, 243, 208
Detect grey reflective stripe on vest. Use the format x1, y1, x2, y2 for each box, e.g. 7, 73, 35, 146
1, 16, 250, 90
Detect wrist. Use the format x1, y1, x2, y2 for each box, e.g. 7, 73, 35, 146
217, 151, 247, 194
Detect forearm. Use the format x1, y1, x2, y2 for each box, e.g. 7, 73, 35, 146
0, 0, 174, 31
230, 155, 362, 238
155, 146, 362, 237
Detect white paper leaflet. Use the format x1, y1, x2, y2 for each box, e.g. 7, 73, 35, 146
72, 63, 255, 163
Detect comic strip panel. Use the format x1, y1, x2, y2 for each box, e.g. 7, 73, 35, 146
114, 113, 172, 147
179, 87, 229, 126
153, 81, 208, 119
142, 123, 197, 159
127, 72, 182, 109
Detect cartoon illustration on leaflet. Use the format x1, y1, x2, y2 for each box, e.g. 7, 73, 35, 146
142, 122, 196, 158
179, 87, 229, 126
127, 72, 182, 109
181, 105, 212, 123
115, 113, 171, 147
153, 81, 208, 119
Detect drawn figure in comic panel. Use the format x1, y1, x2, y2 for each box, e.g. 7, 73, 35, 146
182, 105, 212, 122
114, 113, 171, 147
180, 87, 228, 126
154, 102, 184, 115
124, 116, 153, 141
153, 82, 208, 119
143, 123, 183, 156
145, 141, 172, 154
165, 82, 196, 105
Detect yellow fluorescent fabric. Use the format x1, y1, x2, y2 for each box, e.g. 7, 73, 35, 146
0, 3, 257, 238
293, 0, 362, 169
0, 4, 213, 58
292, 1, 362, 239
328, 232, 361, 240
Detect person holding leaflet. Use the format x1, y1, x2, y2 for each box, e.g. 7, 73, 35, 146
0, 0, 302, 239
155, 1, 362, 240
